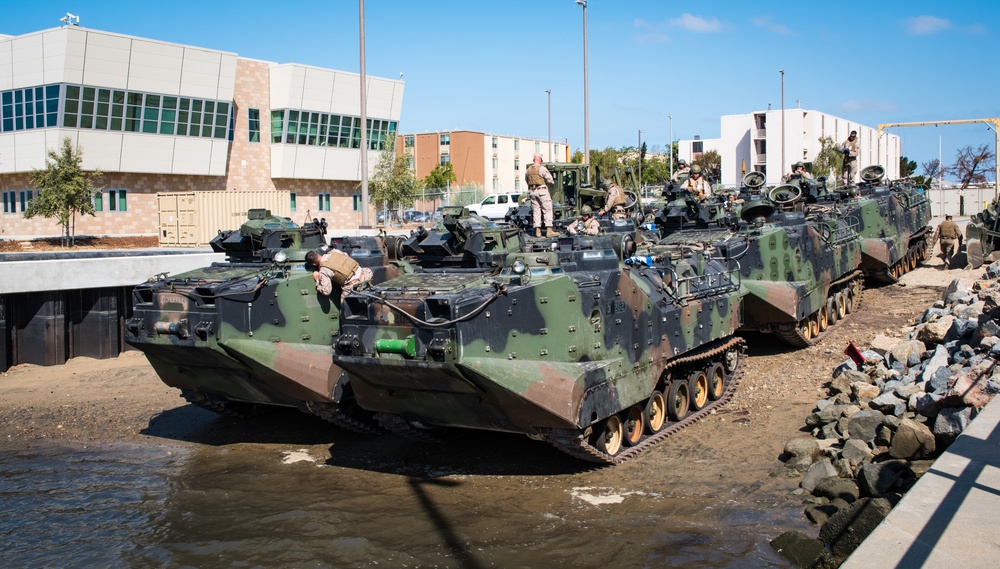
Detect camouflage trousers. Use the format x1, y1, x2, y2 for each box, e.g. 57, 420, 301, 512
341, 266, 373, 303
939, 238, 958, 268
842, 158, 858, 186
530, 187, 553, 229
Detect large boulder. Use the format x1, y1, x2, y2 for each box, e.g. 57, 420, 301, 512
943, 277, 975, 304
918, 315, 955, 344
920, 345, 950, 383
869, 392, 906, 417
847, 410, 885, 444
857, 462, 900, 497
813, 477, 860, 503
932, 406, 976, 446
869, 334, 902, 356
851, 382, 880, 400
784, 437, 821, 471
801, 459, 839, 492
889, 418, 936, 459
889, 340, 927, 367
818, 497, 894, 561
771, 531, 834, 568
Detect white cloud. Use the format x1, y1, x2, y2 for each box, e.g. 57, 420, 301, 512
839, 99, 898, 113
633, 18, 670, 43
669, 13, 723, 33
903, 15, 953, 35
751, 16, 793, 36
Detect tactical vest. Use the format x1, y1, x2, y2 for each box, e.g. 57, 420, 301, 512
938, 222, 960, 240
526, 164, 546, 187
320, 251, 360, 285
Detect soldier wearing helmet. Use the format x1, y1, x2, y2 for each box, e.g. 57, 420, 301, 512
525, 153, 555, 237
671, 159, 690, 182
598, 178, 627, 220
840, 130, 860, 185
568, 205, 600, 235
783, 161, 813, 182
680, 164, 712, 200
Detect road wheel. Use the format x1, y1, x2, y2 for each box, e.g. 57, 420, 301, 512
808, 313, 820, 338
623, 405, 644, 447
667, 380, 690, 421
688, 370, 709, 411
799, 318, 812, 341
645, 391, 667, 434
593, 415, 623, 456
818, 305, 829, 332
706, 363, 726, 401
834, 291, 847, 320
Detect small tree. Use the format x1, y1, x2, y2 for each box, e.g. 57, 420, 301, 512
369, 138, 419, 213
899, 156, 917, 177
24, 137, 102, 247
423, 163, 457, 192
692, 150, 721, 184
811, 136, 844, 185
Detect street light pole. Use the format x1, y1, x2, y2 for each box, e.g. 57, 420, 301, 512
576, 0, 589, 166
668, 114, 673, 179
638, 129, 644, 195
359, 0, 370, 227
779, 69, 785, 182
545, 89, 552, 162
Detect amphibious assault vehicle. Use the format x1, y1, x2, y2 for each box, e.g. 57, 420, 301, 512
125, 209, 396, 432
333, 226, 746, 463
967, 199, 1000, 268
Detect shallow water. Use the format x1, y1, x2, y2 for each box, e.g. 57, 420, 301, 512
0, 438, 800, 568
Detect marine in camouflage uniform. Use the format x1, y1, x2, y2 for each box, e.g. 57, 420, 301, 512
934, 215, 962, 269
525, 153, 555, 236
841, 131, 860, 186
680, 165, 712, 200
598, 179, 628, 220
307, 249, 374, 302
568, 205, 600, 235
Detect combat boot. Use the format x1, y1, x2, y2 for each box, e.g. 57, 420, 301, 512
542, 227, 548, 237
534, 227, 542, 238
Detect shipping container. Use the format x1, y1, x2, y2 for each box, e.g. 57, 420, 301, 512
13, 291, 67, 366
158, 191, 291, 247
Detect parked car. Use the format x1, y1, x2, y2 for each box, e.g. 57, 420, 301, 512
465, 192, 523, 220
402, 210, 431, 223
376, 210, 401, 225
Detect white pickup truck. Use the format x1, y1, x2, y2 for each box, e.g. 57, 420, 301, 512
466, 192, 523, 220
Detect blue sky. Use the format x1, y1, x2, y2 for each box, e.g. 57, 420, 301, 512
4, 0, 997, 176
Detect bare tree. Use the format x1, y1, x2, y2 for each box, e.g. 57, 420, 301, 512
949, 144, 995, 189
921, 159, 941, 179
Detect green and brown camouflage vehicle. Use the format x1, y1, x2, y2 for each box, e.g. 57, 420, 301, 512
826, 166, 933, 282
967, 199, 1000, 268
332, 228, 746, 464
125, 209, 397, 432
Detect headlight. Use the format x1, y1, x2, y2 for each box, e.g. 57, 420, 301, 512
511, 260, 526, 275
273, 250, 288, 263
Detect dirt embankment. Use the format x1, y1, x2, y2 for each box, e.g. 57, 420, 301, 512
0, 236, 159, 253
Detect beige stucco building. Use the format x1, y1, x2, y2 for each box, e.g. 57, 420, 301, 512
0, 25, 403, 239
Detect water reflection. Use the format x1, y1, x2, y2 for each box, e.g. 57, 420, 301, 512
1, 438, 801, 568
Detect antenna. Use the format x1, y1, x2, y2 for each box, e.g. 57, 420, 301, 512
59, 13, 80, 26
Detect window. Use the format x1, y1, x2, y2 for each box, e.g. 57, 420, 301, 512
534, 141, 540, 154
352, 193, 362, 211
492, 178, 498, 190
2, 190, 16, 213
514, 139, 519, 151
93, 190, 103, 212
483, 196, 496, 206
318, 193, 331, 211
19, 190, 33, 212
492, 137, 497, 149
497, 195, 508, 205
514, 159, 520, 171
492, 157, 498, 169
514, 179, 520, 191
289, 192, 296, 212
248, 108, 260, 142
693, 141, 704, 153
440, 155, 450, 165
108, 189, 127, 212
440, 133, 450, 145
271, 110, 284, 143
0, 84, 59, 132
406, 155, 414, 169
404, 135, 414, 148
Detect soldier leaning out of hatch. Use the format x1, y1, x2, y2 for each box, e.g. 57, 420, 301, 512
672, 159, 690, 182
783, 162, 814, 183
305, 249, 373, 303
680, 165, 712, 200
597, 178, 628, 220
933, 215, 963, 269
568, 205, 601, 235
525, 153, 555, 237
